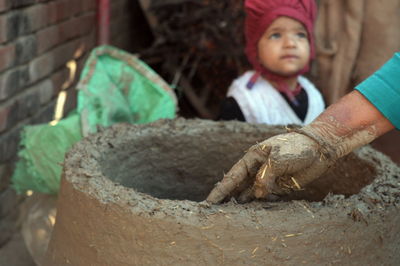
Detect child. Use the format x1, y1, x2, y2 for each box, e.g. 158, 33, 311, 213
219, 0, 324, 125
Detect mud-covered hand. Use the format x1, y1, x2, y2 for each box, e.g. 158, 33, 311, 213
206, 128, 337, 204
206, 90, 391, 204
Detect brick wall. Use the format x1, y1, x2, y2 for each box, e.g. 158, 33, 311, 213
0, 0, 152, 249
0, 0, 97, 247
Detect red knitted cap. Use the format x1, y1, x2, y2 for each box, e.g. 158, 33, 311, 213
244, 0, 317, 81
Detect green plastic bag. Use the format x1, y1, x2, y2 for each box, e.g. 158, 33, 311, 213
12, 113, 82, 194
12, 45, 177, 194
77, 45, 177, 136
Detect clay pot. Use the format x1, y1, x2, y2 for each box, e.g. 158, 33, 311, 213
44, 119, 400, 265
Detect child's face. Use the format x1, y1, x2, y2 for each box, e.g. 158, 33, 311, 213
257, 16, 310, 77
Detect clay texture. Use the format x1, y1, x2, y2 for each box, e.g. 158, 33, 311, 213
44, 119, 400, 266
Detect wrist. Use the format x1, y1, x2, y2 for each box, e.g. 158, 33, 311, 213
300, 118, 377, 159
290, 124, 339, 160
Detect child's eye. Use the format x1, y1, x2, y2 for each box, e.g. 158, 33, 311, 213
297, 32, 307, 38
269, 33, 281, 39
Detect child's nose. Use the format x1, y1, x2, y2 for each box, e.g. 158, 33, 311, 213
283, 35, 296, 48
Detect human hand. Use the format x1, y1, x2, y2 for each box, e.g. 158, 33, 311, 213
206, 129, 336, 204
207, 90, 394, 204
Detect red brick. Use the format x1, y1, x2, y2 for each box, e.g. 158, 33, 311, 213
55, 0, 70, 22
37, 79, 53, 104
0, 126, 21, 164
57, 13, 96, 44
52, 0, 76, 23
0, 44, 15, 72
0, 104, 10, 133
47, 0, 86, 26
47, 1, 66, 24
24, 4, 49, 32
53, 39, 80, 69
0, 15, 7, 44
70, 0, 83, 16
0, 163, 12, 192
0, 100, 18, 133
15, 35, 37, 64
0, 0, 11, 13
33, 12, 96, 60
78, 12, 96, 36
29, 51, 55, 82
11, 0, 36, 9
59, 17, 81, 42
51, 67, 69, 95
46, 1, 57, 24
82, 0, 96, 12
50, 37, 94, 90
36, 25, 59, 54
0, 67, 30, 101
31, 30, 95, 93
16, 87, 41, 120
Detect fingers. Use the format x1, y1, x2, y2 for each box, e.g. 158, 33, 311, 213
237, 186, 255, 203
253, 160, 280, 198
206, 145, 271, 204
292, 159, 331, 187
252, 153, 319, 199
206, 132, 328, 203
252, 158, 332, 200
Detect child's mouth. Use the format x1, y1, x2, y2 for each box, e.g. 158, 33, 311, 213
281, 55, 299, 60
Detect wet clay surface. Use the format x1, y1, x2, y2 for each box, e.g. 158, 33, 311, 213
45, 119, 400, 266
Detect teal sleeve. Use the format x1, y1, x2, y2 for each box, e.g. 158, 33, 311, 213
355, 52, 400, 130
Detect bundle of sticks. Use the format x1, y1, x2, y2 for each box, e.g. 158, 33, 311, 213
139, 0, 249, 118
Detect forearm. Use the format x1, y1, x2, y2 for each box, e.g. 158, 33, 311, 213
302, 90, 394, 158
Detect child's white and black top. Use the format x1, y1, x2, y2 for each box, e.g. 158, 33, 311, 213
227, 71, 325, 125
